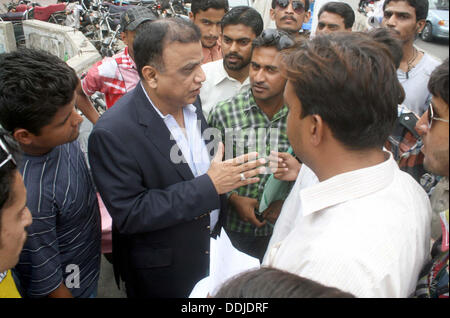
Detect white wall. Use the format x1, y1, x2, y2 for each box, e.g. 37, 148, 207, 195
22, 20, 101, 75
0, 21, 17, 53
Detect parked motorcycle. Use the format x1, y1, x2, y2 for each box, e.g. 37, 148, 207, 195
79, 1, 123, 57
90, 91, 107, 115
0, 1, 36, 48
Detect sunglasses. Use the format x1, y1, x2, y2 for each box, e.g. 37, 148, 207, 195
275, 0, 306, 14
427, 102, 449, 129
261, 29, 295, 50
0, 135, 16, 169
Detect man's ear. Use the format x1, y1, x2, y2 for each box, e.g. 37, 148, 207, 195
188, 11, 194, 21
13, 129, 33, 146
270, 8, 276, 21
416, 20, 426, 34
142, 65, 159, 89
310, 114, 324, 147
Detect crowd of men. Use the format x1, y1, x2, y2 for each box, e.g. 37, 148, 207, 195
0, 0, 448, 298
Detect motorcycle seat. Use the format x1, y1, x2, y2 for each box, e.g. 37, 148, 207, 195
0, 11, 27, 21
107, 4, 129, 14
33, 3, 66, 21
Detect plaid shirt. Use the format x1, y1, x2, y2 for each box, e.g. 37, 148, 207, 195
208, 89, 290, 236
414, 210, 449, 298
81, 47, 139, 109
385, 105, 437, 194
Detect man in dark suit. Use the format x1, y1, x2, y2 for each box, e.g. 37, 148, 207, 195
88, 17, 266, 298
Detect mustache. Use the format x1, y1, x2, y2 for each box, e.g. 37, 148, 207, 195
281, 15, 297, 22
252, 82, 269, 90
225, 53, 243, 60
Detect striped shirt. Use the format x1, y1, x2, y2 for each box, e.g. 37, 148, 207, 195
208, 88, 290, 237
15, 141, 101, 298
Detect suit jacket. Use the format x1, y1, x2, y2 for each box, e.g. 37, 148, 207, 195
88, 83, 226, 298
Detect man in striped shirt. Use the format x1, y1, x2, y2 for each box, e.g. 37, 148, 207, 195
0, 49, 101, 298
208, 29, 295, 262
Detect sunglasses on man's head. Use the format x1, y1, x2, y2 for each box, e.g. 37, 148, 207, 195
261, 29, 295, 50
275, 0, 306, 14
0, 135, 16, 169
427, 102, 449, 129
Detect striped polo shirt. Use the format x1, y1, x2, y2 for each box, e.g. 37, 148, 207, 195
15, 141, 101, 298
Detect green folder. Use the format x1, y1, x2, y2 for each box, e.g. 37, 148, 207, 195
258, 147, 296, 215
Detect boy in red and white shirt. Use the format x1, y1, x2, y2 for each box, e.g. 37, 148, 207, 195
76, 7, 157, 124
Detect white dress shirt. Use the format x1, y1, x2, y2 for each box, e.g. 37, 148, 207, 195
263, 153, 431, 297
200, 59, 251, 118
141, 83, 220, 230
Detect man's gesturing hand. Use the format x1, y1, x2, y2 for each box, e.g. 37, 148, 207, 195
207, 143, 266, 195
268, 151, 301, 182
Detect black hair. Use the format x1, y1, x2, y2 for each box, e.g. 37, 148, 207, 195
271, 0, 310, 11
134, 17, 202, 77
191, 0, 229, 15
383, 0, 429, 21
0, 49, 78, 136
214, 267, 355, 298
428, 58, 449, 106
220, 6, 264, 37
281, 32, 404, 150
0, 129, 22, 241
318, 1, 356, 29
366, 28, 403, 68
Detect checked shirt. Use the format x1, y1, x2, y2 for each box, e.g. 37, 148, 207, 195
81, 47, 139, 109
208, 88, 290, 237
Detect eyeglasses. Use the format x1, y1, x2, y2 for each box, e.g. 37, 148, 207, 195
427, 102, 449, 129
261, 29, 295, 50
275, 0, 306, 15
0, 135, 16, 169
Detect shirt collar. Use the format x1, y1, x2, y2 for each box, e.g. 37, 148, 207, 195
140, 82, 197, 119
242, 89, 289, 120
212, 60, 250, 87
0, 271, 7, 284
300, 152, 397, 217
123, 47, 137, 70
242, 89, 259, 112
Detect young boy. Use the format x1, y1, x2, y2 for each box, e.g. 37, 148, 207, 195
0, 49, 101, 298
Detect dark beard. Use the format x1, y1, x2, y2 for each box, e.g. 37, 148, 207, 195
223, 55, 251, 71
